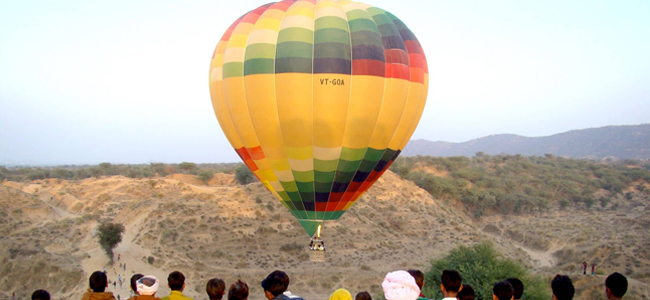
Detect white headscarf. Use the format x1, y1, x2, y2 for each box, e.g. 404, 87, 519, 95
137, 275, 160, 296
382, 270, 420, 300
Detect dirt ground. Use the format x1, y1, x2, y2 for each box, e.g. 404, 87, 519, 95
1, 171, 648, 300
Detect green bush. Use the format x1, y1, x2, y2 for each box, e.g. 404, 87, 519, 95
197, 169, 214, 184
97, 222, 125, 261
235, 164, 256, 185
423, 241, 550, 300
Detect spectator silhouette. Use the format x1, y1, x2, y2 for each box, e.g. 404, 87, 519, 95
382, 270, 420, 300
228, 280, 249, 300
407, 269, 430, 300
492, 281, 514, 300
329, 289, 352, 300
440, 270, 462, 300
269, 270, 302, 299
355, 291, 372, 300
456, 285, 474, 300
32, 290, 50, 300
551, 275, 574, 300
505, 278, 523, 300
261, 271, 306, 300
82, 271, 117, 300
605, 272, 628, 300
161, 271, 194, 300
128, 274, 145, 299
206, 278, 226, 300
133, 275, 161, 300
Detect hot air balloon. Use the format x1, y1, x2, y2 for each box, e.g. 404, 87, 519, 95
208, 0, 428, 240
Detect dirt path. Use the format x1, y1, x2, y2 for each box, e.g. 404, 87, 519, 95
516, 245, 555, 268
80, 211, 173, 300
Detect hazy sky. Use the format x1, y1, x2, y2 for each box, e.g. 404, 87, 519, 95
1, 0, 649, 165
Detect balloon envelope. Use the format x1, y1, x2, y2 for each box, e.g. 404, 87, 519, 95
209, 0, 428, 236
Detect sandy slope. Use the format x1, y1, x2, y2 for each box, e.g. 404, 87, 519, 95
1, 172, 649, 300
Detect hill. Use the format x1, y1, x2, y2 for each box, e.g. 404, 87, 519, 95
0, 166, 649, 300
403, 124, 650, 159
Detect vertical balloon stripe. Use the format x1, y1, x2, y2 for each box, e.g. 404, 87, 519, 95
223, 5, 276, 193
276, 1, 316, 215
243, 3, 306, 216
331, 6, 407, 212
326, 2, 386, 213
386, 11, 428, 151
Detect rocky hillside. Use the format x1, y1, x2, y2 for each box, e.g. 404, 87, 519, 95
1, 171, 649, 300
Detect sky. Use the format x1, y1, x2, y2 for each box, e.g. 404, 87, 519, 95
1, 0, 649, 165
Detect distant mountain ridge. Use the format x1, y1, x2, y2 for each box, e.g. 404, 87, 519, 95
403, 124, 650, 159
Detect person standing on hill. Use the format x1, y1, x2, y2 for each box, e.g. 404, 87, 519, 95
161, 271, 194, 300
440, 270, 462, 300
407, 269, 430, 300
582, 262, 587, 275
506, 278, 523, 300
591, 264, 596, 275
605, 272, 628, 300
82, 271, 117, 300
551, 275, 574, 300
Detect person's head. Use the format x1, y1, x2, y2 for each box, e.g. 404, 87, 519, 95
355, 291, 372, 300
131, 274, 145, 294
32, 290, 50, 300
228, 280, 249, 300
269, 270, 290, 290
168, 271, 186, 291
382, 270, 420, 300
441, 270, 462, 295
137, 275, 160, 296
261, 273, 286, 299
457, 285, 475, 300
329, 289, 352, 300
551, 275, 574, 300
492, 281, 514, 300
506, 278, 523, 299
407, 269, 425, 290
605, 272, 628, 299
207, 278, 226, 300
89, 271, 108, 292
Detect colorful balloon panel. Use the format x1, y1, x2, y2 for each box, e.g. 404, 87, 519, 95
209, 0, 428, 236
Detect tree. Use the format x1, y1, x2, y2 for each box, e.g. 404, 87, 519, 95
178, 162, 197, 174
99, 162, 113, 176
235, 164, 256, 185
150, 163, 166, 177
423, 241, 550, 300
97, 222, 125, 261
198, 169, 214, 184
